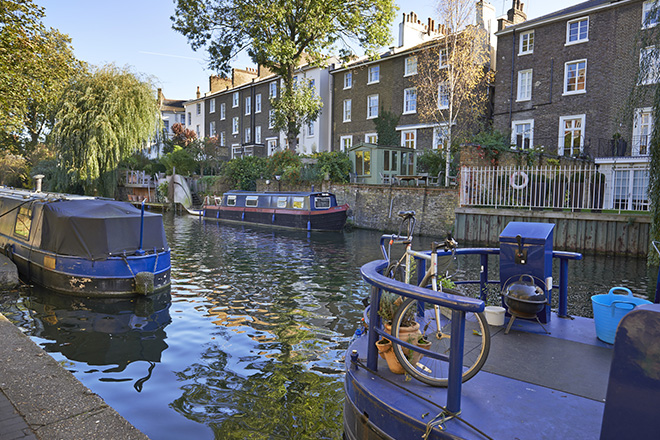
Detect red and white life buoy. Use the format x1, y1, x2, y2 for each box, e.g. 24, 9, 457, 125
510, 171, 529, 190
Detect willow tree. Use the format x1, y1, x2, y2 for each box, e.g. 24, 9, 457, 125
53, 65, 160, 196
415, 0, 492, 186
171, 0, 397, 151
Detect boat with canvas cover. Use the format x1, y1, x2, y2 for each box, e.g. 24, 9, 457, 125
0, 186, 170, 297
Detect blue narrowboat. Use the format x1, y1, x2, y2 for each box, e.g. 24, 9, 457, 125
202, 191, 349, 231
0, 187, 170, 297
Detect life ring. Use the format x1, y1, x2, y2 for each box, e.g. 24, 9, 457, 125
510, 171, 529, 190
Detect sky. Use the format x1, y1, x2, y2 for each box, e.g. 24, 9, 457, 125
37, 0, 579, 101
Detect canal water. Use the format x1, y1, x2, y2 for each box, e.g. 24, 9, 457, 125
0, 213, 656, 439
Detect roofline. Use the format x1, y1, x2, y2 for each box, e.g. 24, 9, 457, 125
496, 0, 637, 36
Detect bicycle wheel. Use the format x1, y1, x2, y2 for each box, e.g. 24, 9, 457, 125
391, 297, 490, 387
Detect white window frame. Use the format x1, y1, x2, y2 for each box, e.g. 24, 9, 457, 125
209, 120, 216, 137
267, 138, 278, 155
255, 125, 262, 144
344, 72, 353, 89
401, 130, 417, 149
307, 121, 314, 137
269, 82, 277, 98
404, 56, 417, 76
511, 119, 534, 150
367, 94, 379, 119
343, 99, 352, 122
196, 103, 201, 115
519, 30, 534, 55
438, 82, 450, 109
232, 92, 239, 107
639, 46, 660, 85
517, 69, 532, 101
558, 114, 586, 156
439, 47, 449, 68
633, 107, 653, 156
220, 131, 226, 146
564, 60, 587, 95
255, 94, 262, 113
209, 99, 216, 113
340, 135, 353, 152
196, 125, 200, 137
245, 127, 251, 143
365, 133, 378, 144
368, 65, 380, 84
566, 17, 589, 45
269, 109, 275, 129
220, 102, 226, 120
245, 96, 251, 115
232, 117, 239, 134
403, 88, 417, 114
643, 1, 659, 28
433, 125, 450, 150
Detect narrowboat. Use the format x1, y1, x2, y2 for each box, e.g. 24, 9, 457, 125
0, 187, 170, 297
202, 191, 349, 231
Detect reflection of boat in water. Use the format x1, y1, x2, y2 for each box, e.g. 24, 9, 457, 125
0, 186, 171, 297
27, 286, 171, 375
202, 191, 349, 231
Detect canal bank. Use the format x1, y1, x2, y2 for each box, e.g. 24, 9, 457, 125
0, 312, 148, 439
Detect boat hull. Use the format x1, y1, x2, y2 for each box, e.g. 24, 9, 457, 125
202, 204, 349, 231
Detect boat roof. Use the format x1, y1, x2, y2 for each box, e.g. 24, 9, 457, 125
224, 191, 335, 197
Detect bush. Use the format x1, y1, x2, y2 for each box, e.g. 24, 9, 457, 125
222, 156, 268, 190
160, 146, 197, 175
313, 151, 352, 182
471, 129, 510, 166
417, 149, 445, 176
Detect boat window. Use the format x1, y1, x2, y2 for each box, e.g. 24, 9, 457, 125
14, 206, 32, 239
226, 195, 237, 206
293, 197, 305, 209
277, 197, 288, 208
246, 196, 259, 207
314, 197, 331, 209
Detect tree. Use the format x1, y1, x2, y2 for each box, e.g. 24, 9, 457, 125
0, 1, 84, 156
415, 0, 492, 185
373, 107, 400, 146
171, 0, 397, 150
53, 65, 161, 196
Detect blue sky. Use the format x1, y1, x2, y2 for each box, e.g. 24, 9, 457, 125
38, 0, 578, 101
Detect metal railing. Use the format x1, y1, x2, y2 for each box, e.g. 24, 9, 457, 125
460, 165, 607, 210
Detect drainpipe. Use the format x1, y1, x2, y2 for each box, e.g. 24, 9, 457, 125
508, 29, 516, 130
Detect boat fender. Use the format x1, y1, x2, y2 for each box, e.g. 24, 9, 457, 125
4, 243, 13, 261
135, 271, 154, 295
272, 213, 275, 224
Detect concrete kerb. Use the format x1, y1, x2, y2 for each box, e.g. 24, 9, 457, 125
0, 313, 149, 439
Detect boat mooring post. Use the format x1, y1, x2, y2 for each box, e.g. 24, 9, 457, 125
137, 199, 145, 255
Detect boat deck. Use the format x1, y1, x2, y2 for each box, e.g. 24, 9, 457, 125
344, 313, 612, 440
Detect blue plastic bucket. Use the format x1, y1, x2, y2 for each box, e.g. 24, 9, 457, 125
591, 287, 652, 344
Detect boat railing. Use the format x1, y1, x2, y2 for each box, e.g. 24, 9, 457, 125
359, 246, 582, 414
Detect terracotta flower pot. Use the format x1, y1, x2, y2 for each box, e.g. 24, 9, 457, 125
375, 338, 405, 374
412, 338, 432, 365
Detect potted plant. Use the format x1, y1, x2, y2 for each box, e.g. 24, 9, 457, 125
375, 291, 421, 374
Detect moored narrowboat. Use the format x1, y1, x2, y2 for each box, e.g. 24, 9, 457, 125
202, 191, 349, 231
0, 187, 171, 297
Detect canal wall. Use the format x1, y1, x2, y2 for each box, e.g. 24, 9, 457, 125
254, 180, 651, 256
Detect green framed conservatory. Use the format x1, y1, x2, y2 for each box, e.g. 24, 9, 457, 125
348, 143, 417, 184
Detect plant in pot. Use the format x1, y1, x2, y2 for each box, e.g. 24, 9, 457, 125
375, 291, 421, 374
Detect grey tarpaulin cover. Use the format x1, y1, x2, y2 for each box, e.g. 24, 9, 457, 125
40, 199, 168, 260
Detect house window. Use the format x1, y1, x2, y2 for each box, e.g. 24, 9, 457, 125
512, 120, 534, 150
566, 17, 589, 44
196, 125, 200, 137
209, 121, 216, 137
383, 150, 398, 171
633, 108, 653, 155
639, 46, 660, 84
517, 69, 532, 101
209, 99, 216, 113
181, 114, 186, 124
340, 135, 352, 152
355, 150, 371, 176
405, 56, 417, 76
519, 30, 534, 55
187, 112, 191, 125
232, 117, 239, 134
367, 94, 379, 119
245, 127, 251, 143
368, 65, 380, 84
439, 47, 449, 68
643, 1, 659, 28
401, 130, 416, 149
403, 88, 417, 114
196, 103, 201, 115
163, 120, 170, 133
269, 110, 275, 129
614, 169, 650, 210
255, 126, 262, 144
220, 131, 225, 146
344, 72, 353, 89
433, 125, 450, 150
269, 82, 277, 98
220, 103, 226, 120
559, 114, 585, 156
267, 138, 278, 155
564, 60, 587, 94
245, 97, 251, 115
232, 91, 239, 107
438, 82, 450, 109
307, 121, 314, 137
343, 99, 352, 122
365, 133, 378, 144
255, 94, 262, 113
